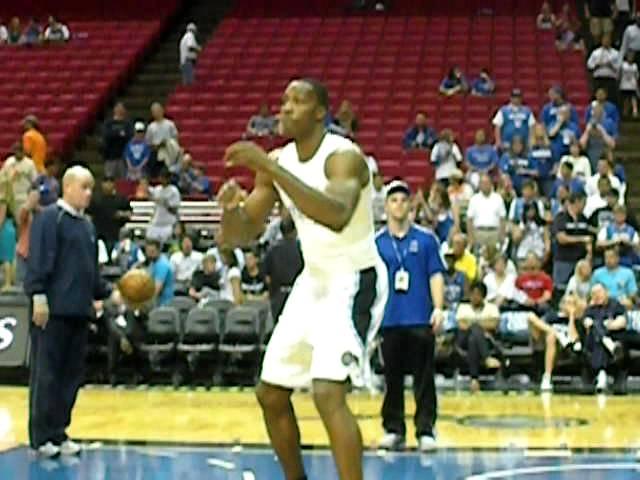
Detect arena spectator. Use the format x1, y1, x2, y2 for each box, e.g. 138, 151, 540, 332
328, 100, 358, 138
7, 17, 21, 44
529, 124, 556, 197
87, 176, 131, 254
443, 252, 468, 311
552, 191, 592, 293
514, 253, 553, 314
585, 0, 614, 45
479, 243, 518, 279
466, 174, 506, 253
541, 86, 578, 130
188, 254, 220, 304
455, 282, 501, 393
143, 238, 175, 306
246, 103, 278, 137
508, 179, 545, 225
218, 247, 242, 304
32, 159, 60, 207
483, 255, 517, 308
559, 141, 592, 180
470, 68, 495, 97
111, 229, 145, 272
177, 153, 211, 197
146, 168, 181, 244
492, 88, 536, 150
43, 16, 70, 43
22, 17, 42, 45
179, 23, 201, 85
0, 19, 8, 43
15, 190, 39, 284
22, 115, 47, 174
402, 112, 437, 150
496, 174, 517, 212
566, 259, 593, 302
587, 34, 620, 105
499, 136, 535, 195
369, 160, 386, 227
555, 3, 585, 51
465, 129, 499, 189
586, 88, 620, 126
585, 176, 614, 218
124, 121, 151, 181
579, 105, 617, 171
589, 187, 621, 233
551, 161, 585, 198
547, 105, 581, 165
619, 52, 639, 118
585, 158, 622, 198
537, 1, 556, 29
134, 179, 150, 200
146, 102, 179, 176
102, 102, 133, 179
418, 183, 456, 245
240, 248, 268, 300
439, 66, 468, 96
512, 202, 551, 264
596, 205, 640, 267
613, 1, 635, 48
620, 12, 640, 65
0, 142, 38, 217
170, 235, 203, 291
0, 190, 15, 291
445, 232, 478, 283
431, 129, 462, 184
446, 169, 473, 213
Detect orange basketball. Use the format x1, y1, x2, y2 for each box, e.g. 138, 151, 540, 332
117, 269, 156, 306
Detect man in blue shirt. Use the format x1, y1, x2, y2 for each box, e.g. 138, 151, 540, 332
591, 246, 637, 307
465, 129, 499, 178
375, 180, 445, 452
144, 238, 175, 306
547, 105, 581, 163
540, 86, 579, 131
585, 88, 620, 127
402, 112, 437, 150
492, 88, 536, 150
124, 122, 152, 181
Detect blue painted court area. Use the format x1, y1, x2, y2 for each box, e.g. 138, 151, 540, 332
2, 446, 640, 479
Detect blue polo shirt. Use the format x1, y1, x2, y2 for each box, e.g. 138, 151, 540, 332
376, 225, 445, 328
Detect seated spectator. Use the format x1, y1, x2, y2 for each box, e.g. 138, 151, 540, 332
551, 161, 585, 198
512, 203, 551, 264
166, 221, 187, 255
103, 102, 133, 179
328, 100, 358, 138
499, 136, 535, 195
597, 206, 640, 268
134, 179, 150, 200
565, 259, 593, 303
529, 124, 556, 197
492, 88, 536, 150
443, 252, 468, 312
439, 66, 468, 96
585, 0, 614, 46
22, 17, 42, 46
483, 255, 517, 308
189, 254, 221, 304
124, 121, 151, 181
43, 16, 70, 43
431, 129, 462, 185
7, 17, 21, 45
418, 183, 456, 244
585, 88, 620, 127
589, 187, 620, 234
537, 1, 556, 29
246, 103, 277, 137
465, 129, 499, 189
613, 163, 627, 197
619, 52, 639, 118
241, 248, 268, 300
478, 243, 518, 280
170, 235, 203, 292
587, 34, 620, 108
177, 152, 211, 196
466, 174, 506, 253
585, 175, 615, 218
547, 105, 581, 165
219, 247, 243, 304
143, 238, 175, 307
111, 229, 145, 272
559, 141, 591, 181
514, 253, 553, 314
620, 12, 640, 68
447, 169, 473, 212
402, 111, 437, 150
146, 167, 181, 244
579, 105, 617, 171
585, 158, 622, 199
470, 68, 495, 97
146, 102, 180, 176
508, 179, 545, 226
0, 19, 8, 43
582, 283, 628, 393
496, 174, 517, 212
455, 282, 501, 393
541, 86, 579, 132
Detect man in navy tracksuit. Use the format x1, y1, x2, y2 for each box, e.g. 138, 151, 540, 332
24, 165, 117, 458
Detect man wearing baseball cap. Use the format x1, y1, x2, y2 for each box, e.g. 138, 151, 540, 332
375, 179, 445, 452
492, 88, 537, 150
124, 121, 152, 181
179, 22, 201, 85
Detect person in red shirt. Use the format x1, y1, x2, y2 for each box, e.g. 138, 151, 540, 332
515, 252, 553, 315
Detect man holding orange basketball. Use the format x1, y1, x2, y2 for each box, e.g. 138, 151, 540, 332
24, 165, 122, 458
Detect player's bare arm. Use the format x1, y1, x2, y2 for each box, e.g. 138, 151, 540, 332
224, 141, 369, 232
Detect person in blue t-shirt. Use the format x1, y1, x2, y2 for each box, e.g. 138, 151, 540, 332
33, 159, 61, 207
143, 238, 175, 306
596, 205, 640, 268
443, 252, 467, 311
403, 111, 438, 150
585, 88, 620, 127
375, 179, 445, 452
540, 86, 579, 131
498, 136, 535, 194
528, 124, 557, 197
547, 105, 581, 163
465, 129, 499, 185
492, 89, 537, 150
470, 68, 495, 97
591, 247, 637, 307
551, 161, 586, 198
124, 121, 152, 181
439, 66, 468, 96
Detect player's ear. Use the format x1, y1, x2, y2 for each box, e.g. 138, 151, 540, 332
316, 105, 327, 123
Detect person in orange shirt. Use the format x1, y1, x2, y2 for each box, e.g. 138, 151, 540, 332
22, 115, 47, 173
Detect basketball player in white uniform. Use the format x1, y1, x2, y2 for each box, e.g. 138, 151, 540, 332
217, 79, 388, 480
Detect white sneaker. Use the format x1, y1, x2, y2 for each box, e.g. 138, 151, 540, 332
60, 439, 81, 456
540, 374, 553, 392
37, 442, 60, 458
418, 435, 436, 452
596, 370, 607, 393
378, 432, 405, 451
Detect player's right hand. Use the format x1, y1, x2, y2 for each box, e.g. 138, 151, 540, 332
216, 179, 244, 211
32, 301, 49, 329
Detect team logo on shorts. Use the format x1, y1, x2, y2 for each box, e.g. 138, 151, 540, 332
342, 352, 357, 366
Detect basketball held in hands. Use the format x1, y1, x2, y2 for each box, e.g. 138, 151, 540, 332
117, 269, 156, 308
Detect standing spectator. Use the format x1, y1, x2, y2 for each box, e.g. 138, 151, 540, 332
619, 52, 639, 117
585, 176, 614, 218
585, 158, 622, 198
188, 255, 220, 303
43, 16, 70, 43
15, 190, 39, 285
124, 121, 151, 181
483, 256, 517, 308
541, 86, 579, 132
507, 180, 546, 227
586, 88, 620, 126
263, 217, 303, 322
455, 283, 501, 393
418, 183, 456, 245
465, 129, 499, 189
552, 191, 593, 293
241, 248, 268, 300
613, 1, 635, 48
145, 102, 179, 176
146, 168, 181, 244
547, 105, 581, 165
430, 129, 462, 185
375, 179, 445, 452
439, 66, 468, 96
87, 176, 131, 254
0, 19, 8, 43
22, 17, 42, 46
33, 159, 60, 207
620, 12, 640, 65
246, 103, 278, 137
179, 23, 201, 85
579, 105, 617, 171
403, 112, 437, 150
499, 136, 534, 195
492, 89, 536, 150
597, 205, 640, 267
470, 68, 495, 97
102, 102, 133, 179
328, 100, 358, 138
559, 141, 592, 181
585, 0, 614, 45
590, 187, 621, 233
529, 124, 556, 197
466, 174, 506, 253
170, 235, 203, 292
7, 17, 21, 44
537, 1, 556, 29
587, 34, 621, 106
143, 238, 175, 306
514, 253, 553, 314
0, 142, 38, 217
446, 169, 473, 214
22, 115, 47, 174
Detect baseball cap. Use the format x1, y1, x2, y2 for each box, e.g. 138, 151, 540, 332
385, 179, 411, 198
511, 88, 523, 97
134, 121, 146, 132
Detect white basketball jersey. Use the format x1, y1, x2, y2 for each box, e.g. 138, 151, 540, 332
274, 133, 379, 275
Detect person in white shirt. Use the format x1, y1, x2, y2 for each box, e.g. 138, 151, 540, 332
430, 129, 462, 184
585, 158, 623, 198
619, 52, 639, 117
146, 102, 180, 176
146, 168, 181, 244
170, 235, 203, 290
43, 16, 70, 43
585, 176, 615, 218
620, 12, 640, 63
558, 141, 592, 180
466, 173, 507, 252
218, 247, 243, 304
179, 23, 201, 85
483, 255, 517, 307
587, 34, 621, 106
0, 20, 8, 43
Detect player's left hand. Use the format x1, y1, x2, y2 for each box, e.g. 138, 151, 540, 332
224, 141, 272, 172
431, 309, 445, 333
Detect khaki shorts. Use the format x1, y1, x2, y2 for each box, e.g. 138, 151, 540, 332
590, 17, 614, 39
